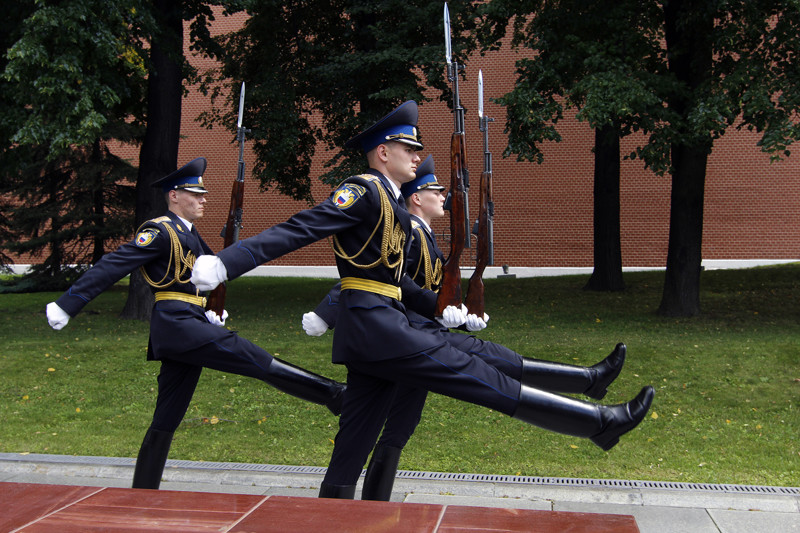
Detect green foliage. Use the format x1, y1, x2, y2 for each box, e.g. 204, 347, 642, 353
480, 0, 800, 171
1, 268, 798, 485
3, 0, 149, 157
199, 0, 477, 202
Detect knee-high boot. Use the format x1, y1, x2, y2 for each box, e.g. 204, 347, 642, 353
131, 428, 174, 489
264, 358, 346, 415
319, 482, 357, 499
512, 385, 654, 451
361, 445, 403, 501
521, 343, 626, 400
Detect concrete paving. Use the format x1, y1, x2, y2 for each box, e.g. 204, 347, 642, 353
0, 452, 797, 533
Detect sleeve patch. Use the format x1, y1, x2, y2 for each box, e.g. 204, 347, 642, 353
135, 228, 160, 247
332, 183, 367, 210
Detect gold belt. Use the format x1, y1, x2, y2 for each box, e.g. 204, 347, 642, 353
341, 277, 402, 300
154, 291, 207, 308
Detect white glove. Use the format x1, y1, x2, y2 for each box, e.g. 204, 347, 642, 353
466, 312, 490, 332
46, 302, 70, 330
191, 255, 228, 291
205, 309, 229, 326
302, 311, 329, 336
437, 304, 467, 328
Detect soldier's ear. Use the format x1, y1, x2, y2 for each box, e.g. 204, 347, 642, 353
374, 143, 390, 163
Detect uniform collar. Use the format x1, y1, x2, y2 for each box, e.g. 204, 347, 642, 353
177, 216, 193, 232
411, 214, 432, 234
367, 169, 402, 202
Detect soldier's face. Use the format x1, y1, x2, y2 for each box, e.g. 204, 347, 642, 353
416, 189, 446, 220
171, 190, 207, 222
384, 142, 421, 184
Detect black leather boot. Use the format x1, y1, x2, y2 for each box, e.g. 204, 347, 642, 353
264, 358, 346, 415
361, 445, 403, 501
521, 343, 626, 400
319, 482, 357, 499
512, 385, 654, 451
131, 428, 173, 489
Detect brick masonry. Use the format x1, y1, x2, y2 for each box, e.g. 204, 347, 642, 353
38, 11, 800, 270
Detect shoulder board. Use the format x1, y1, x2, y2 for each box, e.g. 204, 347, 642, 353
150, 216, 171, 224
411, 220, 421, 229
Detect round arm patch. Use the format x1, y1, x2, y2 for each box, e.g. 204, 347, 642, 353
332, 183, 366, 210
135, 228, 160, 247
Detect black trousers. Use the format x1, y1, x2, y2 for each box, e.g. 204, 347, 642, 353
323, 342, 521, 486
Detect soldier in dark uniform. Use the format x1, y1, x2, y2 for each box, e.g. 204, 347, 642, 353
302, 155, 628, 500
45, 157, 345, 490
190, 101, 654, 500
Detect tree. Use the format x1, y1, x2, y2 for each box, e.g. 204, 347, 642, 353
2, 0, 246, 316
199, 0, 477, 203
1, 0, 145, 290
481, 1, 800, 314
478, 0, 666, 292
653, 1, 800, 316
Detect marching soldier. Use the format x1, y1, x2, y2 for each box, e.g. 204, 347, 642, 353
302, 155, 628, 501
45, 157, 345, 489
190, 101, 654, 500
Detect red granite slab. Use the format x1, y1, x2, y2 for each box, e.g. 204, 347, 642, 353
438, 504, 640, 533
231, 495, 445, 532
0, 482, 101, 532
1, 482, 640, 533
2, 483, 265, 533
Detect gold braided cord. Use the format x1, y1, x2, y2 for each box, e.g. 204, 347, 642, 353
332, 175, 406, 282
431, 257, 443, 291
139, 221, 196, 289
413, 224, 442, 292
410, 224, 424, 282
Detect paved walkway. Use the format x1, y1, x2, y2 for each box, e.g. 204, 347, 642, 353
1, 453, 797, 533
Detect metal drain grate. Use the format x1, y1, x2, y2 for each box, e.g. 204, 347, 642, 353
2, 452, 796, 496
395, 470, 800, 496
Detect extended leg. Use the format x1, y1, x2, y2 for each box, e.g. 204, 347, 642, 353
521, 343, 626, 400
263, 358, 346, 415
513, 385, 654, 451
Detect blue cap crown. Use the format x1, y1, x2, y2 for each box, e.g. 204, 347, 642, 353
152, 157, 208, 194
401, 155, 444, 198
345, 101, 423, 153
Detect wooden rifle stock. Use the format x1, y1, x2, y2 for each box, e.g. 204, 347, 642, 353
206, 176, 244, 315
464, 167, 492, 316
435, 132, 468, 316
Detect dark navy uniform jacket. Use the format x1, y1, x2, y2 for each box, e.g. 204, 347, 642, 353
315, 213, 444, 331
406, 214, 444, 292
216, 170, 441, 363
55, 211, 215, 361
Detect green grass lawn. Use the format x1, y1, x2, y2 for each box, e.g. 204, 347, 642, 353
1, 265, 798, 487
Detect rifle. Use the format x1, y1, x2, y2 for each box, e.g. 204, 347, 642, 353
206, 82, 248, 315
464, 70, 494, 316
435, 2, 470, 316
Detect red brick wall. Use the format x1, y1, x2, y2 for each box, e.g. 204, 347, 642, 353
36, 11, 800, 269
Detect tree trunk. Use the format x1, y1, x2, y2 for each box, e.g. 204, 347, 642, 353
584, 124, 624, 291
658, 0, 713, 317
120, 0, 183, 321
658, 143, 707, 316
